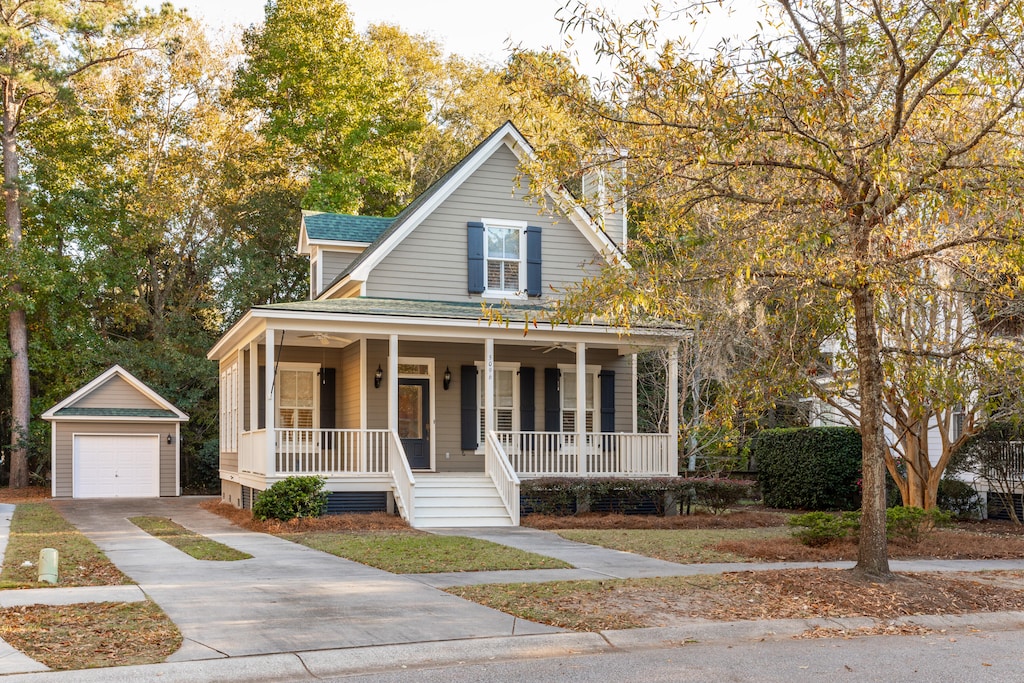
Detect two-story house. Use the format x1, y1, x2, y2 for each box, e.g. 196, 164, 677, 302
208, 122, 682, 527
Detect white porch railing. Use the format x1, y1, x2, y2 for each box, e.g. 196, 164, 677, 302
389, 431, 416, 525
495, 431, 673, 478
239, 430, 267, 475
271, 429, 391, 476
485, 431, 521, 525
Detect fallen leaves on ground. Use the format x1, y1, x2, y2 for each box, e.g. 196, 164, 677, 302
447, 568, 1024, 633
524, 510, 787, 530
200, 500, 411, 533
0, 486, 51, 504
0, 601, 180, 670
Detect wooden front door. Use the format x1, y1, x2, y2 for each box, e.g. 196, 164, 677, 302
398, 378, 431, 469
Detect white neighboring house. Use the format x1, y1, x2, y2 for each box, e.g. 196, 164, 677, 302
208, 122, 682, 528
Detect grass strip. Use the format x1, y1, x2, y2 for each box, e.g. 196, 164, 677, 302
555, 527, 789, 563
282, 530, 571, 573
446, 575, 723, 631
0, 601, 181, 670
0, 504, 131, 589
129, 517, 252, 561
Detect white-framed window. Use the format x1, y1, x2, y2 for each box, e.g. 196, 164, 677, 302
559, 365, 599, 433
220, 361, 239, 451
477, 361, 520, 446
277, 363, 319, 429
484, 219, 526, 297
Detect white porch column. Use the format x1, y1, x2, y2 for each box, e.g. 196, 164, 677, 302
248, 339, 259, 432
576, 342, 587, 476
265, 328, 276, 476
388, 334, 399, 434
668, 343, 680, 476
484, 338, 494, 438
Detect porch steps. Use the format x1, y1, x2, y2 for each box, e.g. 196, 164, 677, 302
411, 474, 514, 528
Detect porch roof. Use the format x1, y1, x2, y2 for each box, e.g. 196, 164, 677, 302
209, 296, 683, 361
257, 296, 548, 321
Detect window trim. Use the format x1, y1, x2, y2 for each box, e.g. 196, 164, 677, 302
475, 360, 520, 451
481, 218, 527, 299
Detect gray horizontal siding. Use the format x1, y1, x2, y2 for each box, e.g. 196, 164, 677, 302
71, 376, 163, 411
321, 250, 360, 293
365, 145, 606, 301
53, 422, 178, 498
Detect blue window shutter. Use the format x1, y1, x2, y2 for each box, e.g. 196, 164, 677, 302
467, 222, 485, 294
461, 365, 478, 449
544, 368, 560, 431
519, 367, 535, 432
599, 370, 616, 432
526, 226, 542, 296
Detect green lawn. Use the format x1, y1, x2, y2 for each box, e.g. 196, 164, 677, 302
129, 516, 253, 561
0, 504, 131, 588
555, 527, 789, 563
281, 530, 572, 573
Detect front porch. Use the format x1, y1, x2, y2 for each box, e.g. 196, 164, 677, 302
226, 426, 676, 527
211, 297, 681, 528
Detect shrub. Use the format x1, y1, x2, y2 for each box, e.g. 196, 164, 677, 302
936, 479, 982, 519
753, 427, 862, 510
519, 477, 752, 517
689, 478, 753, 515
788, 511, 861, 546
252, 476, 328, 522
885, 506, 951, 544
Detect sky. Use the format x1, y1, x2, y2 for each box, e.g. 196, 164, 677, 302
148, 0, 766, 70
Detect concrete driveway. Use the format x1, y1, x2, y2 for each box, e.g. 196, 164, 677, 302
52, 498, 560, 661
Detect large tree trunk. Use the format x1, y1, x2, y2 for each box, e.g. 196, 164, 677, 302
3, 100, 29, 488
851, 283, 892, 579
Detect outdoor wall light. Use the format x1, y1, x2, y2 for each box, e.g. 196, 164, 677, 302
443, 366, 452, 391
166, 434, 173, 445
374, 364, 383, 389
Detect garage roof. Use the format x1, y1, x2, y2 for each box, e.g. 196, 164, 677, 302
42, 365, 189, 423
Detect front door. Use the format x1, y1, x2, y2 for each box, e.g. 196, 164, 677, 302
398, 378, 430, 469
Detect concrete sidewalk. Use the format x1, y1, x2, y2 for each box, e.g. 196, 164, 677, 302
5, 500, 1024, 680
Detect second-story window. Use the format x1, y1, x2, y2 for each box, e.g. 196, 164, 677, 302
485, 220, 526, 295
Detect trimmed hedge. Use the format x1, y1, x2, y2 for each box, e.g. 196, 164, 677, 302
519, 477, 754, 516
752, 427, 862, 511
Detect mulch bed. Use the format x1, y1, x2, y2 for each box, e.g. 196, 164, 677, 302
0, 486, 51, 504
200, 500, 413, 534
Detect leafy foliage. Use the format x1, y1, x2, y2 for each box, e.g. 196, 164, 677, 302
788, 511, 861, 547
885, 506, 951, 544
754, 427, 862, 511
252, 476, 328, 522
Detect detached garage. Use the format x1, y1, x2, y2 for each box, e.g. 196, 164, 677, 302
42, 366, 189, 498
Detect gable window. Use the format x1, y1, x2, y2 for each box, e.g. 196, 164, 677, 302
468, 221, 541, 297
277, 365, 318, 429
477, 362, 520, 446
485, 221, 525, 296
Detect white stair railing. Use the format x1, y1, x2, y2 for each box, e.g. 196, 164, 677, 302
485, 431, 520, 525
388, 431, 416, 526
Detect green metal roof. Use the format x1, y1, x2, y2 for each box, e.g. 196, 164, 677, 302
303, 212, 394, 243
54, 407, 182, 419
258, 296, 548, 322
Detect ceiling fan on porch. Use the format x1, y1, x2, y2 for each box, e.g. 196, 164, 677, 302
531, 342, 574, 354
297, 332, 352, 346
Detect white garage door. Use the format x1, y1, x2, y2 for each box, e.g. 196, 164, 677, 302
73, 435, 160, 498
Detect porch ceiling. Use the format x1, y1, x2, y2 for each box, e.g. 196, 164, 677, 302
209, 297, 684, 360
